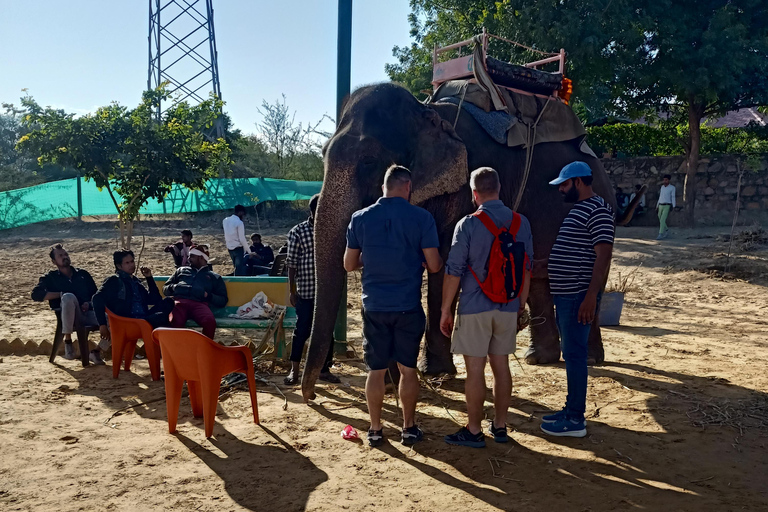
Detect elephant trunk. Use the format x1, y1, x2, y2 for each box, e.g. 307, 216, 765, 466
301, 167, 360, 401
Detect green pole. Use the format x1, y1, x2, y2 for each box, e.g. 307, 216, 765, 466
334, 0, 352, 351
76, 174, 83, 221
336, 0, 352, 122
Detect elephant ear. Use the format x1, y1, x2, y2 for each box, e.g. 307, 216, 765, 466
409, 108, 469, 205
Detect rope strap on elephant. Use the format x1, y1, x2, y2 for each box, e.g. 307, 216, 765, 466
513, 97, 551, 212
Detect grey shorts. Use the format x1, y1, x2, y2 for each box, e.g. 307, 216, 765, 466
451, 310, 517, 358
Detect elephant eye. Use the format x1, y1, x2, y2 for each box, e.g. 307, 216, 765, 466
359, 157, 378, 169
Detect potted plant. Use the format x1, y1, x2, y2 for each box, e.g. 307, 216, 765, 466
599, 266, 640, 326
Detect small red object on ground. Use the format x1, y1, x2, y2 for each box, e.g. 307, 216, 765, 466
341, 425, 359, 440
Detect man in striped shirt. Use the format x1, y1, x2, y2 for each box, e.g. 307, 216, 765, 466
541, 161, 614, 438
285, 194, 339, 385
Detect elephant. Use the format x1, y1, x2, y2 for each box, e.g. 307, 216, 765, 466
301, 82, 639, 401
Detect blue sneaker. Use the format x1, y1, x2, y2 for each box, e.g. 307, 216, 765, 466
541, 408, 567, 423
540, 418, 587, 438
445, 427, 485, 448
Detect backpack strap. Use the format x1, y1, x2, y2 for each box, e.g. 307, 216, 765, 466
472, 211, 501, 236
509, 212, 522, 235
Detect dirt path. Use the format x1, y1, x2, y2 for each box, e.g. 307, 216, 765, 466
0, 220, 766, 511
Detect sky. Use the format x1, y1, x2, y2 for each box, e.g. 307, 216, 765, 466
0, 0, 415, 135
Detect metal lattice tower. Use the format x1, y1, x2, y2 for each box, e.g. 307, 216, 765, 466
148, 0, 222, 124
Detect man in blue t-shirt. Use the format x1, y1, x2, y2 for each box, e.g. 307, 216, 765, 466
542, 161, 614, 438
344, 165, 443, 448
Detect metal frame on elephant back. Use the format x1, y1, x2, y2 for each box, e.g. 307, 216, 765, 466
432, 27, 572, 104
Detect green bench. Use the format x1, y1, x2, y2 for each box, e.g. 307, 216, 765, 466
154, 275, 347, 358
155, 275, 297, 358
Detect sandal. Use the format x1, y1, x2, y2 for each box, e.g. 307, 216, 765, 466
283, 374, 299, 385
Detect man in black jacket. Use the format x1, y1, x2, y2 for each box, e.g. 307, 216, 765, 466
244, 233, 275, 276
164, 244, 228, 339
164, 229, 195, 268
92, 250, 175, 344
31, 244, 103, 365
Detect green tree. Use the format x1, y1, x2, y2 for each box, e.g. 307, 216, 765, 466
386, 0, 636, 113
15, 87, 232, 248
0, 107, 77, 191
623, 0, 768, 224
255, 95, 330, 181
390, 0, 768, 224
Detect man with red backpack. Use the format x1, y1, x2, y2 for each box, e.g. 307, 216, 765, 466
440, 167, 533, 448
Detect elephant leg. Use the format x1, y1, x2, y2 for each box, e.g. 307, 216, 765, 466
524, 278, 561, 365
419, 270, 457, 376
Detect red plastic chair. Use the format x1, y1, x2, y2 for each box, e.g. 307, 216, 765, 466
152, 327, 259, 438
106, 309, 162, 381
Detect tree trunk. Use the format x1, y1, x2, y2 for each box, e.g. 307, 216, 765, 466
684, 100, 704, 227
126, 219, 134, 250
119, 219, 126, 249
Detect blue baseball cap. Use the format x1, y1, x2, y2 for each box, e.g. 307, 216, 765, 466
549, 161, 593, 186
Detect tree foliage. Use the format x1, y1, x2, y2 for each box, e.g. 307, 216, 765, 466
230, 95, 329, 182
15, 87, 232, 248
587, 123, 768, 158
0, 108, 76, 191
388, 0, 768, 223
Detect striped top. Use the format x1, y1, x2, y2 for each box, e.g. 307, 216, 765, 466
548, 196, 614, 295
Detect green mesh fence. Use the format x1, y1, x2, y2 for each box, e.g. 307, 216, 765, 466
0, 177, 323, 230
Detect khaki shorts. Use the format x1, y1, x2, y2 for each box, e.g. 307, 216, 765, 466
451, 310, 518, 357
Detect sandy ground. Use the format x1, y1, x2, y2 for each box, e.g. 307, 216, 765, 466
0, 217, 767, 511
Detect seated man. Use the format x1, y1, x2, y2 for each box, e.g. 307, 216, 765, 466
163, 244, 228, 339
92, 249, 176, 345
164, 229, 194, 268
615, 187, 629, 215
31, 244, 104, 365
243, 233, 275, 276
629, 184, 646, 215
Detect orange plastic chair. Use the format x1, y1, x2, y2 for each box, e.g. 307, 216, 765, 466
106, 309, 162, 381
152, 327, 259, 438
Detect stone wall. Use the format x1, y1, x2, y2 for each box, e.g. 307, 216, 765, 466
602, 155, 768, 227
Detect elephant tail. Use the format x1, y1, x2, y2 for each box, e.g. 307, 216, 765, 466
616, 184, 648, 226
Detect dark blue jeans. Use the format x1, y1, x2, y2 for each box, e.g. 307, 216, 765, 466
290, 297, 334, 373
553, 291, 600, 422
228, 248, 247, 276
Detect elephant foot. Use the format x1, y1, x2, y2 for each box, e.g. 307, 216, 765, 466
523, 347, 561, 365
302, 389, 316, 403
418, 355, 457, 377
587, 354, 605, 366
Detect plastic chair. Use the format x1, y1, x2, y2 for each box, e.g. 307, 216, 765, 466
106, 309, 162, 381
152, 327, 259, 438
50, 308, 96, 367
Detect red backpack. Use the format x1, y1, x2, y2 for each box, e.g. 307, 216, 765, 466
469, 211, 529, 303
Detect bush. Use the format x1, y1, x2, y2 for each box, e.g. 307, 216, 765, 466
586, 123, 768, 158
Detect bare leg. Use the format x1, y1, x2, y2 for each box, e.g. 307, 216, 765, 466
397, 363, 419, 429
463, 355, 488, 435
488, 354, 512, 428
366, 369, 387, 431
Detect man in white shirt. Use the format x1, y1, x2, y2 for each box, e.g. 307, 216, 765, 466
656, 175, 676, 240
223, 205, 251, 275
